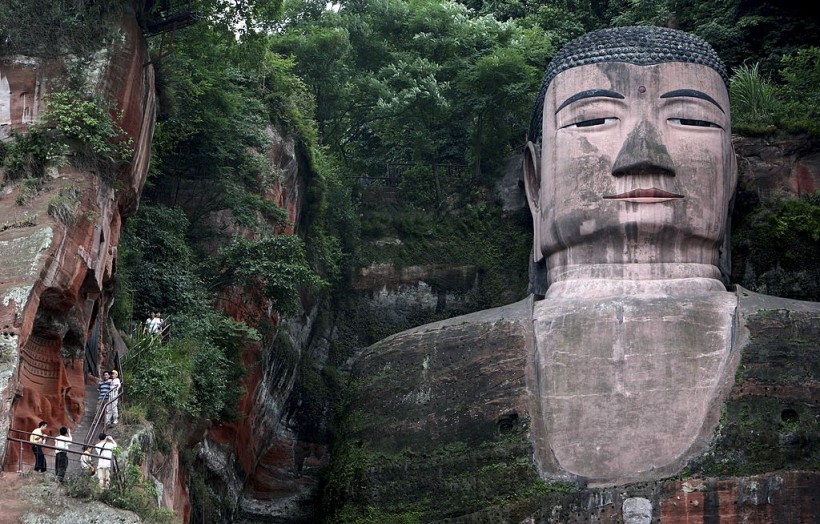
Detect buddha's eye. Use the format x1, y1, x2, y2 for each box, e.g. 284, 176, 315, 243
563, 117, 617, 129
668, 118, 721, 129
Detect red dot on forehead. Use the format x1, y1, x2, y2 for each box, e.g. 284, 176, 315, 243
638, 85, 646, 93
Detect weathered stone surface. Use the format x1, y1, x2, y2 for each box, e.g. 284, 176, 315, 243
339, 289, 819, 521
0, 470, 142, 524
734, 136, 820, 199
531, 291, 738, 485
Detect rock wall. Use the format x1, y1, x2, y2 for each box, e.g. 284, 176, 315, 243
0, 4, 156, 481
734, 135, 820, 199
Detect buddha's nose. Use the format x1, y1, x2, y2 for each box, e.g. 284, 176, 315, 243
612, 121, 675, 177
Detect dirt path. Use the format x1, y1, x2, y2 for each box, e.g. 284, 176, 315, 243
0, 471, 26, 524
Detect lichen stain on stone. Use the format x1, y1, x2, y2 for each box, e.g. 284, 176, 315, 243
402, 386, 432, 405
2, 286, 32, 312
0, 226, 53, 279
0, 332, 19, 363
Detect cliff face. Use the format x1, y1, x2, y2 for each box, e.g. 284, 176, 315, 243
734, 136, 820, 198
188, 128, 328, 522
2, 10, 819, 521
0, 4, 155, 483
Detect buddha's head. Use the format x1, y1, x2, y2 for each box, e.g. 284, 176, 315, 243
524, 27, 737, 293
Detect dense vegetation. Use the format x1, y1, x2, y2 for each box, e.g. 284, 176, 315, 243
1, 0, 819, 522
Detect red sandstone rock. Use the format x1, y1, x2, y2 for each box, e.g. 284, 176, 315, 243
734, 137, 820, 199
0, 0, 160, 504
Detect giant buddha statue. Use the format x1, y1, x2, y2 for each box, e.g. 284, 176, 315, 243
339, 27, 819, 522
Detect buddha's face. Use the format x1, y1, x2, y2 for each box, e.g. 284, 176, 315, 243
525, 62, 736, 271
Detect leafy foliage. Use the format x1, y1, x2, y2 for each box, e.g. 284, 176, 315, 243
147, 29, 309, 235
272, 0, 551, 179
732, 193, 820, 301
0, 0, 123, 57
1, 130, 51, 182
43, 89, 133, 170
779, 47, 820, 135
122, 334, 193, 411
114, 203, 259, 422
213, 236, 325, 315
1, 83, 131, 183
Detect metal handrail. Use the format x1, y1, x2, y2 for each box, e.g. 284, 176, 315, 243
6, 430, 104, 474
86, 393, 109, 444
85, 388, 124, 446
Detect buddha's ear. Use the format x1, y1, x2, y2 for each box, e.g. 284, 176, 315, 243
523, 141, 543, 262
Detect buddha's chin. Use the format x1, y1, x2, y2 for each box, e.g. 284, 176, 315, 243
543, 228, 722, 271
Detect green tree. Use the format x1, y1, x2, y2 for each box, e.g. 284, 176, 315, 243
273, 0, 550, 182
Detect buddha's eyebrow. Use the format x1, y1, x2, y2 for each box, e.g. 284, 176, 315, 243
555, 89, 624, 114
660, 89, 725, 113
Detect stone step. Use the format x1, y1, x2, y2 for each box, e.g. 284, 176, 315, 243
64, 382, 104, 476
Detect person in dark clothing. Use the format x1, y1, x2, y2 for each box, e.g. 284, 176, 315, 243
98, 371, 112, 405
54, 426, 72, 481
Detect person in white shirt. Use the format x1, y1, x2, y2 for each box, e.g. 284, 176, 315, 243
54, 426, 72, 481
144, 311, 163, 335
96, 432, 118, 489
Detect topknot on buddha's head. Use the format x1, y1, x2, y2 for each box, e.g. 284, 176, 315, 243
528, 26, 728, 144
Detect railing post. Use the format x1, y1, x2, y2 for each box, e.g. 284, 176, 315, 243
18, 439, 22, 474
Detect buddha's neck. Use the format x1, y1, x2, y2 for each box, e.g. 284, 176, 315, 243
543, 263, 726, 299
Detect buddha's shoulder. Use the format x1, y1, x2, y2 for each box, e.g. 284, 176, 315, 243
735, 287, 819, 361
736, 286, 820, 316
374, 296, 532, 343
356, 297, 534, 369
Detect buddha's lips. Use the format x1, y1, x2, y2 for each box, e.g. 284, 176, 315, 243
603, 188, 684, 203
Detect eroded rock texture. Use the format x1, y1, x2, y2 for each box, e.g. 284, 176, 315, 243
0, 7, 156, 475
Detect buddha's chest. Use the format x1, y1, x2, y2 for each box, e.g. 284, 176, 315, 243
531, 293, 738, 484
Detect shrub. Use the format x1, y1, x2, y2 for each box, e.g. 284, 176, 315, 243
42, 88, 133, 178
213, 235, 326, 316
730, 63, 778, 131
121, 333, 193, 416
0, 0, 123, 57
1, 86, 132, 185
2, 130, 51, 182
732, 193, 820, 301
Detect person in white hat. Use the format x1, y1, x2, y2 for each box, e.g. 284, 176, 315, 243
106, 369, 121, 425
